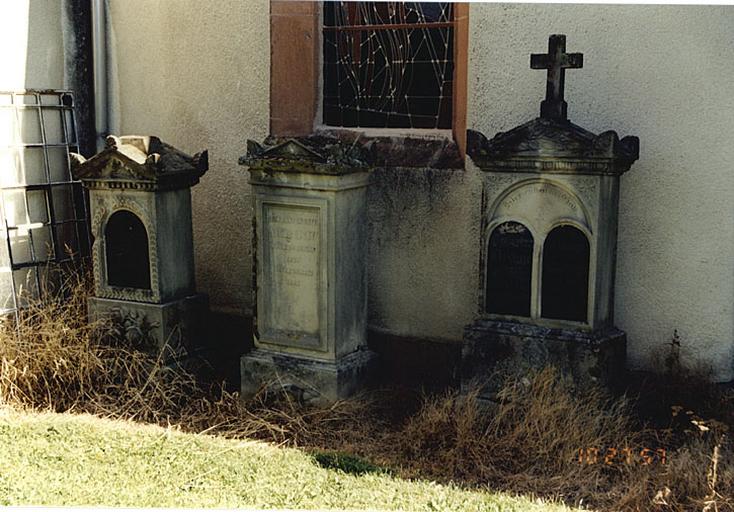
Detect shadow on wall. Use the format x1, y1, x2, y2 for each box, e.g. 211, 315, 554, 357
365, 166, 481, 342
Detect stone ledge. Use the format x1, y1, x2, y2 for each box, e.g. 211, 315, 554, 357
240, 348, 377, 406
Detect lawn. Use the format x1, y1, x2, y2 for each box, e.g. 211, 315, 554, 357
0, 407, 571, 511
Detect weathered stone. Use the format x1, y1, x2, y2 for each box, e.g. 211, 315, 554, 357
71, 135, 208, 191
241, 348, 376, 405
466, 117, 639, 174
462, 319, 626, 399
530, 34, 583, 121
70, 135, 208, 355
239, 136, 376, 404
88, 294, 208, 355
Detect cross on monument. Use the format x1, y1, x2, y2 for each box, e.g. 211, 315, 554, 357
530, 34, 583, 120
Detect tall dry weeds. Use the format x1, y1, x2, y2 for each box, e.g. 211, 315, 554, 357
0, 266, 198, 424
398, 368, 639, 503
396, 367, 733, 511
0, 267, 731, 511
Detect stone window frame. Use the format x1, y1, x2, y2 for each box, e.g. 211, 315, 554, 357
540, 223, 591, 323
484, 220, 534, 318
269, 1, 469, 157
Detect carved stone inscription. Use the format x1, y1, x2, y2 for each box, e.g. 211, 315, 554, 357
263, 203, 320, 337
501, 183, 578, 213
492, 181, 588, 234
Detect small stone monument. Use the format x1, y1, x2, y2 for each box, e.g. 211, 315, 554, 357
239, 136, 376, 404
462, 35, 639, 396
71, 135, 208, 354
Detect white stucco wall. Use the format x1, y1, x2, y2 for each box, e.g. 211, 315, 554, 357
468, 4, 734, 381
0, 0, 67, 91
107, 0, 270, 316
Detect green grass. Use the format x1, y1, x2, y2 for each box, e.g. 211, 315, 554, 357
0, 407, 572, 511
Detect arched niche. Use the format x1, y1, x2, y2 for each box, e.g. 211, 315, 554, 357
105, 210, 151, 290
485, 221, 533, 317
541, 225, 589, 322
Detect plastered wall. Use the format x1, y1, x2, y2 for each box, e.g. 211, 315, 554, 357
107, 0, 270, 316
467, 4, 734, 381
367, 166, 481, 341
0, 1, 67, 91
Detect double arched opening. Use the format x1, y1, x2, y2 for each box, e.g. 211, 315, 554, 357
485, 221, 590, 324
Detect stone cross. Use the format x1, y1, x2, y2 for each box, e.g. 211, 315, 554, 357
530, 34, 583, 120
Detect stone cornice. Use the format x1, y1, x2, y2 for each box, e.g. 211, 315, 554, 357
467, 117, 639, 176
71, 135, 208, 191
240, 135, 371, 175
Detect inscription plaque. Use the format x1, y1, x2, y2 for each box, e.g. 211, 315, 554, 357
242, 136, 375, 404
502, 183, 578, 213
262, 203, 321, 338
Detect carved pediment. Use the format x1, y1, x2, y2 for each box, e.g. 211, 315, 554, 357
71, 135, 208, 190
240, 135, 372, 174
467, 118, 639, 175
263, 139, 326, 162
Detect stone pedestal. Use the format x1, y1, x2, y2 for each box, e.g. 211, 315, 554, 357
239, 138, 377, 404
242, 348, 376, 403
462, 319, 626, 399
71, 135, 209, 356
88, 294, 208, 355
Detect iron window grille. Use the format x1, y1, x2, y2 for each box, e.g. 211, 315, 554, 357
323, 2, 455, 129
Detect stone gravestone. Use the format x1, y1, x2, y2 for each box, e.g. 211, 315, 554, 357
71, 135, 209, 355
462, 35, 640, 397
239, 136, 376, 404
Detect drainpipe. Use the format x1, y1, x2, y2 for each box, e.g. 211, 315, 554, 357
91, 0, 108, 151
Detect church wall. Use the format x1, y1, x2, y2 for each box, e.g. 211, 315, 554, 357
366, 166, 481, 342
0, 1, 66, 91
106, 0, 270, 318
467, 4, 734, 381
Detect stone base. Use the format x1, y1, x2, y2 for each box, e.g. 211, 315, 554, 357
88, 294, 209, 357
240, 348, 377, 405
461, 318, 626, 399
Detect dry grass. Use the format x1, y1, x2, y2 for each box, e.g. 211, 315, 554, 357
0, 267, 198, 423
395, 370, 733, 511
399, 370, 640, 499
0, 269, 732, 511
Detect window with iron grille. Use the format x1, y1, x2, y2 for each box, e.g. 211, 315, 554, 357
323, 2, 455, 129
0, 90, 90, 312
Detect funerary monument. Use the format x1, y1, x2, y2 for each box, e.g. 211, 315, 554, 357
239, 136, 376, 404
71, 135, 208, 355
462, 35, 640, 396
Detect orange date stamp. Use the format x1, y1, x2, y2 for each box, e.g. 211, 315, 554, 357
577, 447, 667, 465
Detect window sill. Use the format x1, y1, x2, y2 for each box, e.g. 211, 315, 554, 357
314, 126, 464, 170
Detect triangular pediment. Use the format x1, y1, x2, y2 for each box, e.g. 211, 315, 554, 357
70, 149, 157, 181
239, 135, 373, 175
485, 118, 598, 158
467, 117, 639, 168
261, 139, 327, 163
